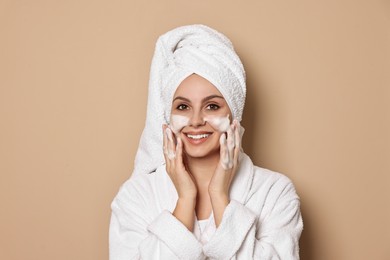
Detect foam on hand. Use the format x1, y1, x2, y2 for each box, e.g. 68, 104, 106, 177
219, 133, 233, 170
165, 128, 176, 159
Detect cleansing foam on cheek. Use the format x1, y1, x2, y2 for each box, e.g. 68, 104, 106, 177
204, 115, 231, 132
170, 115, 190, 134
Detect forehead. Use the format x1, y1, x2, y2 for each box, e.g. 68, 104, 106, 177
173, 74, 223, 99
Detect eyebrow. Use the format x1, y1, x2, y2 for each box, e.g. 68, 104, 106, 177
173, 95, 224, 103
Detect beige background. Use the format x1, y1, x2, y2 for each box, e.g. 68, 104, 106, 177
1, 0, 389, 259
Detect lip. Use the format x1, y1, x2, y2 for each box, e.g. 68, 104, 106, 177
182, 131, 213, 145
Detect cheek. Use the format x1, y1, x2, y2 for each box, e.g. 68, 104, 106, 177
170, 115, 190, 134
204, 115, 230, 132
170, 114, 231, 133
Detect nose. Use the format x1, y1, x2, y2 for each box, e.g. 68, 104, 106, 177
189, 110, 205, 127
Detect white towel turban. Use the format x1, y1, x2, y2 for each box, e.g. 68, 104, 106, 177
133, 24, 246, 176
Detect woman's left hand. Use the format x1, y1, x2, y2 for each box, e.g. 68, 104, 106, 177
208, 120, 241, 226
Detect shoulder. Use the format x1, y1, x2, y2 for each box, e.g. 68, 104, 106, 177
112, 165, 174, 210
237, 164, 301, 220
236, 153, 298, 200
253, 166, 297, 192
244, 164, 300, 212
127, 166, 167, 191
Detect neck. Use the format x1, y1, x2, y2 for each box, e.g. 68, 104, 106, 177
185, 152, 219, 188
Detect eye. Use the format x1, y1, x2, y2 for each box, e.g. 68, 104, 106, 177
206, 104, 220, 110
176, 104, 189, 110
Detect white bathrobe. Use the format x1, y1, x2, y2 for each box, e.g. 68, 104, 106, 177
109, 153, 303, 259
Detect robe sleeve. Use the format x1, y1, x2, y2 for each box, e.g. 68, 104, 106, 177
203, 179, 303, 259
109, 181, 205, 260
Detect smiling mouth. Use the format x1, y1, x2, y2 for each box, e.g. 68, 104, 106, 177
183, 132, 212, 144
186, 133, 210, 139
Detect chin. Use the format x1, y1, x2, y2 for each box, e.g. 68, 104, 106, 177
182, 140, 220, 159
185, 149, 217, 159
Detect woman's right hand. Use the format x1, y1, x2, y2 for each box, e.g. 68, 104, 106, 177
162, 124, 197, 200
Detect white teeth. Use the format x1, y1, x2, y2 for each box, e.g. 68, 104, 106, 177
187, 134, 210, 140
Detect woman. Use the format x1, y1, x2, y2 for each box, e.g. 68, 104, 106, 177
110, 25, 303, 259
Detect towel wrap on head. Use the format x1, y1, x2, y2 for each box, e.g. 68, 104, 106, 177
133, 24, 246, 176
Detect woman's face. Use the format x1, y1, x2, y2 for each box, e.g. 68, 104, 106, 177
170, 74, 232, 159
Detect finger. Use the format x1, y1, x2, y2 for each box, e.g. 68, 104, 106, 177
162, 124, 168, 158
219, 133, 230, 170
233, 119, 241, 161
227, 125, 235, 169
162, 125, 173, 173
227, 124, 235, 151
166, 127, 176, 160
175, 137, 184, 169
176, 137, 191, 177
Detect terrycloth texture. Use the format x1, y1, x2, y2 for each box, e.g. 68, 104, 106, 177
110, 153, 303, 259
133, 24, 246, 176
